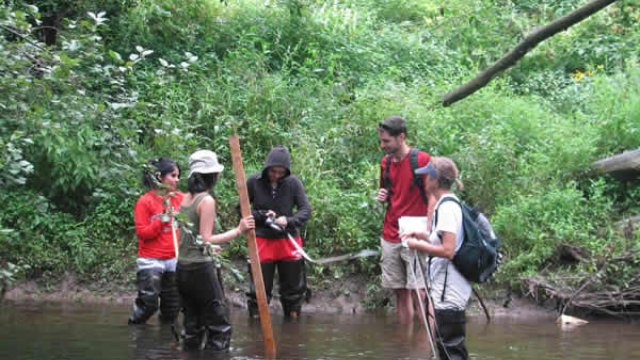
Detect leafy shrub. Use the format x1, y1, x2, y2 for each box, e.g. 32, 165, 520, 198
0, 191, 90, 276
580, 69, 640, 154
1, 0, 639, 295
492, 180, 616, 282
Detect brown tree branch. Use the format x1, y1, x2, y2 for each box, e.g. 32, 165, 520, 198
441, 0, 619, 107
0, 24, 50, 53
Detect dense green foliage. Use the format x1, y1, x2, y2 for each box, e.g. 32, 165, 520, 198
1, 0, 639, 298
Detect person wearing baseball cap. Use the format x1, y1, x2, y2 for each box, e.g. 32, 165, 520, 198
176, 149, 254, 351
401, 156, 470, 360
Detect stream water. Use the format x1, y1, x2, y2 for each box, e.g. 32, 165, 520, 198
0, 301, 638, 359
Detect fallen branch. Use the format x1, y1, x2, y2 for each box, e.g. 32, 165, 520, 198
0, 24, 51, 53
524, 248, 640, 317
592, 148, 640, 181
526, 273, 640, 317
560, 262, 606, 315
441, 0, 619, 107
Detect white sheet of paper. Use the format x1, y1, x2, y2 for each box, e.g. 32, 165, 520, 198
399, 216, 428, 234
398, 216, 429, 245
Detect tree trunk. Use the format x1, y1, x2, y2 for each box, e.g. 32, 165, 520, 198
42, 12, 61, 46
441, 0, 619, 107
592, 148, 640, 180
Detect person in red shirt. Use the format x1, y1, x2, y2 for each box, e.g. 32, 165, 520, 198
128, 157, 185, 325
377, 116, 434, 325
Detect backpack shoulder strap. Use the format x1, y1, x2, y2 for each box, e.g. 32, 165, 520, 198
409, 148, 419, 170
409, 148, 428, 204
383, 155, 393, 204
383, 154, 392, 189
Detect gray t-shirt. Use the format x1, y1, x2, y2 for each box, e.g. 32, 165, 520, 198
427, 194, 472, 310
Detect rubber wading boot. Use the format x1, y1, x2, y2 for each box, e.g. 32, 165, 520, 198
181, 328, 206, 351
159, 271, 180, 323
205, 324, 232, 351
203, 265, 232, 351
181, 292, 205, 351
278, 259, 306, 318
246, 261, 276, 318
435, 309, 469, 360
128, 269, 162, 324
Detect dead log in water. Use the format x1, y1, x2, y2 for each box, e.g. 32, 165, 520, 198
592, 148, 640, 181
525, 252, 640, 318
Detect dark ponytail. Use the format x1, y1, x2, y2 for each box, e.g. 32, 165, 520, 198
142, 157, 180, 190
187, 172, 218, 194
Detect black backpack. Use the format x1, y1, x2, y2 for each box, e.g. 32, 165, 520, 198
383, 148, 428, 204
435, 196, 501, 284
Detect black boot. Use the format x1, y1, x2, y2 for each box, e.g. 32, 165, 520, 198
246, 261, 276, 318
128, 269, 162, 324
181, 307, 205, 351
159, 271, 180, 323
435, 309, 468, 360
204, 307, 232, 352
178, 264, 204, 350
202, 264, 232, 351
278, 259, 307, 318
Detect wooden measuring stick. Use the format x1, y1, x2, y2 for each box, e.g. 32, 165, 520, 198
171, 214, 179, 258
229, 134, 277, 359
169, 204, 179, 258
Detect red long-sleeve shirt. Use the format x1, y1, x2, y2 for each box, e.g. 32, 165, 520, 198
133, 190, 185, 259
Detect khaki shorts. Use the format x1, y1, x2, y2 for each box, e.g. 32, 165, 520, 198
380, 238, 426, 290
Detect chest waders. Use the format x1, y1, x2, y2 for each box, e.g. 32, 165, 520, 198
408, 249, 470, 360
128, 268, 180, 325
246, 253, 308, 319
177, 261, 232, 351
246, 219, 308, 319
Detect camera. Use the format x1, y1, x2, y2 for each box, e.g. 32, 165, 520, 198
265, 216, 283, 232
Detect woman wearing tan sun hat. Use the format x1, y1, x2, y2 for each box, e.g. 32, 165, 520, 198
176, 149, 255, 351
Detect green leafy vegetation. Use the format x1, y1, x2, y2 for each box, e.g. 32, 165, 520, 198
1, 0, 638, 303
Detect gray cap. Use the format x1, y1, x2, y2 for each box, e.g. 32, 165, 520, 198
188, 150, 224, 176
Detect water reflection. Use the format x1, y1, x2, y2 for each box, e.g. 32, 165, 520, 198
0, 301, 639, 359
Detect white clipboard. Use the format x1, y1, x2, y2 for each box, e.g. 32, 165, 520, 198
399, 216, 428, 234
398, 216, 429, 246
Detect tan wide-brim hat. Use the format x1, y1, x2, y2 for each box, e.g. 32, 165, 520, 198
188, 149, 224, 177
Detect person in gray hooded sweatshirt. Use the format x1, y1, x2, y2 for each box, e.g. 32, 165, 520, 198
246, 145, 312, 319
